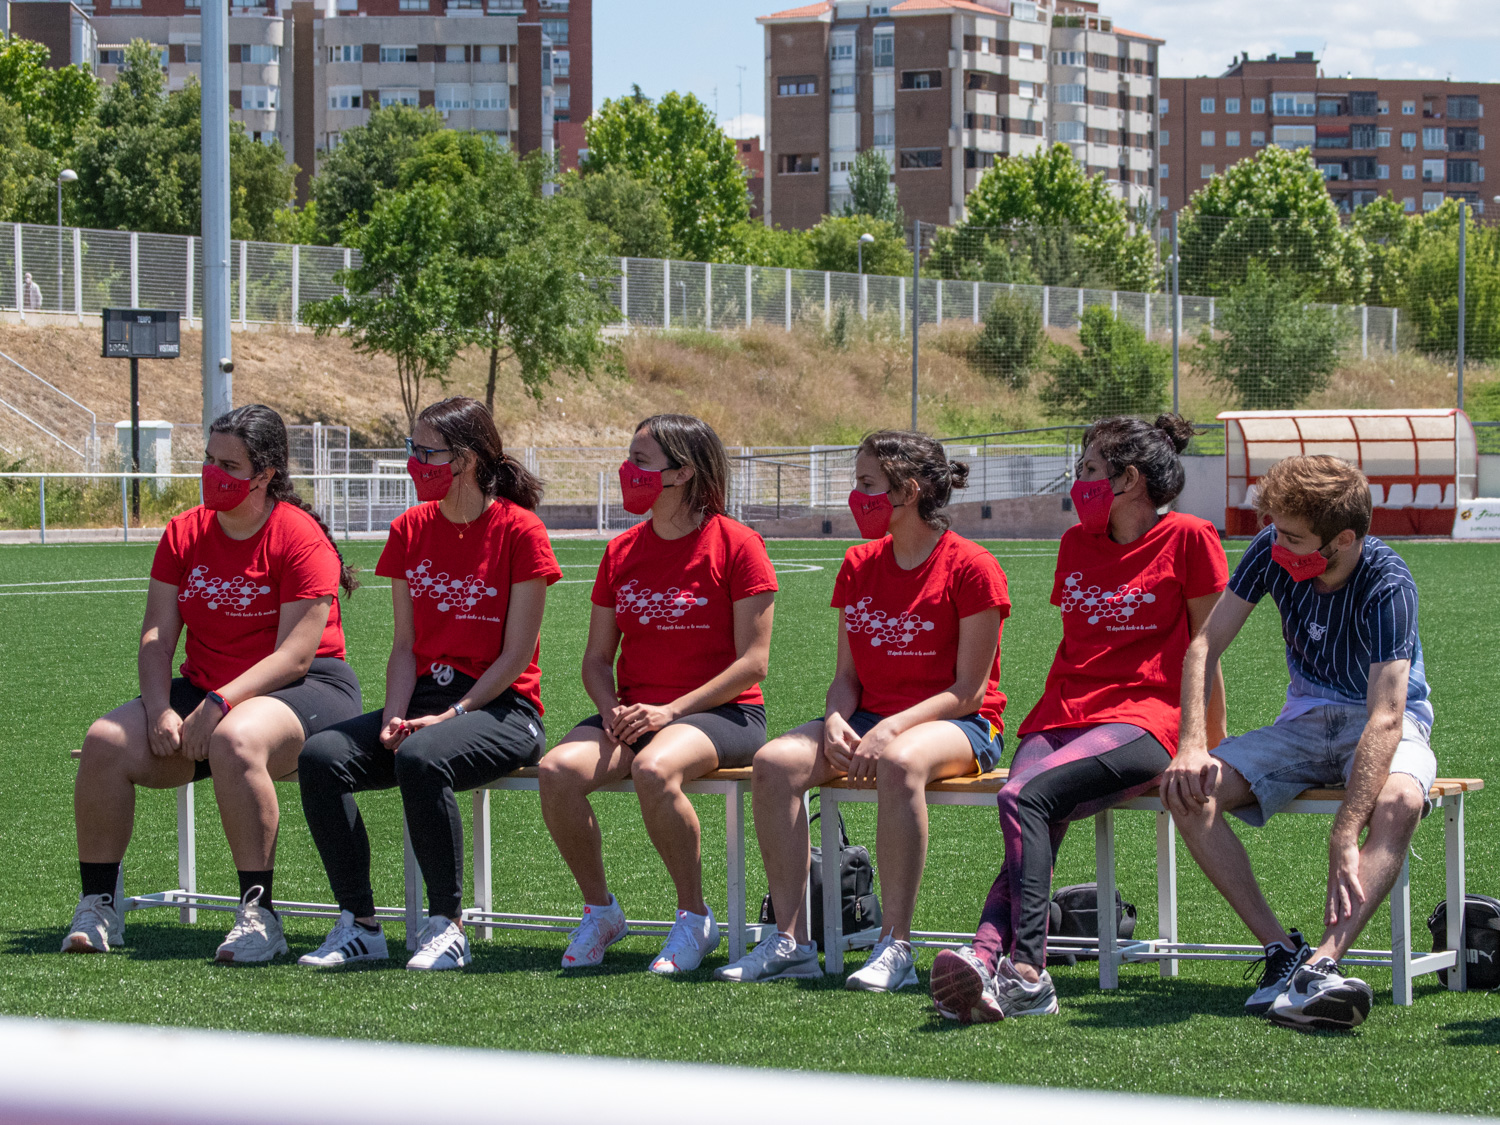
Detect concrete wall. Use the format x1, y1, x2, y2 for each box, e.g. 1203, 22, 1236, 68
1480, 454, 1500, 498
745, 493, 1078, 541
1176, 454, 1227, 530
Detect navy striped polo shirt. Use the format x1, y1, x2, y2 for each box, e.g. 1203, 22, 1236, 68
1228, 526, 1432, 726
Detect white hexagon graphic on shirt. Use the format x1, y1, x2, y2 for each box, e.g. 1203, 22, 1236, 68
1059, 571, 1156, 625
406, 559, 497, 613
178, 565, 272, 611
843, 596, 937, 648
616, 580, 709, 625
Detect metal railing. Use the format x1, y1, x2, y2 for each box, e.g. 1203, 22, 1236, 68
0, 349, 100, 469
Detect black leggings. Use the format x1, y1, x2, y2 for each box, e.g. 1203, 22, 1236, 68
298, 673, 545, 919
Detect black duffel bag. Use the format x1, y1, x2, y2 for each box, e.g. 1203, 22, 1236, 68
1427, 893, 1500, 990
1048, 882, 1137, 965
760, 794, 881, 950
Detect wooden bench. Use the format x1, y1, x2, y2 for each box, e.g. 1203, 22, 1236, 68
818, 770, 1482, 1005
71, 751, 765, 958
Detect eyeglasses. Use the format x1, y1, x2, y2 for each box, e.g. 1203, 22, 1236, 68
405, 438, 454, 465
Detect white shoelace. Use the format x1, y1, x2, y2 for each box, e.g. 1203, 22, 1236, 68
416, 918, 462, 958
657, 916, 705, 962
71, 896, 115, 934
865, 936, 907, 973
314, 918, 365, 957
743, 934, 799, 970
568, 905, 620, 946
224, 905, 270, 945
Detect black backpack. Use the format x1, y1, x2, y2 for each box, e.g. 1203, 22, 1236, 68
1427, 894, 1500, 990
1047, 882, 1137, 965
760, 795, 881, 950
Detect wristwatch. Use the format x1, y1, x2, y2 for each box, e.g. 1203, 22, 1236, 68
206, 690, 231, 717
452, 702, 468, 717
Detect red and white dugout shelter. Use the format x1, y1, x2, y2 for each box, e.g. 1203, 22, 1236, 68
1219, 409, 1479, 537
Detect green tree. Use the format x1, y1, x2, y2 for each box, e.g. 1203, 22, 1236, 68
845, 148, 902, 227
305, 181, 466, 431
1043, 305, 1170, 419
728, 219, 814, 269
560, 166, 675, 259
308, 104, 443, 243
582, 87, 748, 263
1349, 194, 1417, 307
932, 144, 1159, 291
971, 291, 1046, 390
1194, 261, 1345, 409
0, 33, 98, 156
806, 214, 911, 276
1177, 144, 1369, 302
1403, 207, 1500, 361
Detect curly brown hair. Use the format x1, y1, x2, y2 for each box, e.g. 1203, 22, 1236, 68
1255, 455, 1372, 543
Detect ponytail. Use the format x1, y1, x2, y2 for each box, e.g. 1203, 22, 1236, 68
418, 396, 544, 511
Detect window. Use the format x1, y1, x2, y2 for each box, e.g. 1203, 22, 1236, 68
241, 85, 278, 110
1091, 91, 1110, 108
436, 84, 470, 111
1422, 159, 1444, 182
1251, 130, 1266, 147
1317, 98, 1343, 117
439, 45, 462, 63
1402, 196, 1415, 212
327, 86, 362, 110
1422, 191, 1443, 211
873, 111, 894, 146
1273, 92, 1315, 117
828, 36, 854, 64
1377, 128, 1391, 147
1350, 91, 1378, 116
830, 79, 855, 108
1013, 1, 1038, 20
1054, 120, 1085, 142
1017, 81, 1038, 100
1350, 124, 1377, 148
829, 111, 856, 150
778, 76, 817, 97
874, 72, 895, 107
185, 44, 202, 62
540, 19, 568, 44
1448, 159, 1480, 184
1225, 97, 1240, 114
965, 149, 996, 170
1200, 164, 1214, 178
328, 44, 362, 62
1272, 125, 1315, 148
1377, 165, 1389, 180
478, 45, 502, 63
1090, 52, 1111, 71
379, 89, 419, 107
1010, 118, 1042, 136
1422, 127, 1445, 150
1250, 97, 1265, 114
1052, 50, 1085, 66
1017, 43, 1036, 61
1402, 164, 1415, 180
901, 70, 941, 90
1401, 100, 1415, 115
473, 84, 507, 110
1317, 163, 1344, 181
1200, 130, 1215, 145
239, 44, 279, 64
1160, 162, 1169, 179
98, 47, 125, 65
1315, 131, 1349, 149
1351, 156, 1376, 179
1054, 83, 1086, 105
552, 49, 569, 76
380, 45, 419, 63
1159, 97, 1169, 115
1197, 96, 1213, 113
1449, 95, 1480, 120
873, 29, 894, 69
1225, 130, 1240, 146
779, 153, 819, 174
398, 0, 427, 8
1159, 129, 1170, 145
900, 147, 943, 169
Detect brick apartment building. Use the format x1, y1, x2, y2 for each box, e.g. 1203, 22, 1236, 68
1, 0, 589, 200
1158, 53, 1499, 216
4, 1, 98, 68
757, 0, 1161, 231
735, 134, 765, 218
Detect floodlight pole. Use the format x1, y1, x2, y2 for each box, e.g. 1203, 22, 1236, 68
1456, 199, 1466, 411
129, 357, 141, 522
1171, 210, 1180, 416
911, 220, 921, 431
201, 0, 233, 432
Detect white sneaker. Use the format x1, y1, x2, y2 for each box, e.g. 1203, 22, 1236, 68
1268, 957, 1373, 1030
649, 907, 720, 975
406, 916, 471, 971
215, 889, 288, 964
714, 933, 822, 982
845, 935, 918, 992
992, 956, 1060, 1016
561, 896, 629, 968
61, 893, 123, 954
299, 911, 390, 968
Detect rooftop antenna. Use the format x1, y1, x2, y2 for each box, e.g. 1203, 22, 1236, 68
736, 64, 747, 139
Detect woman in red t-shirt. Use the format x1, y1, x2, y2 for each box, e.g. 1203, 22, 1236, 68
929, 414, 1228, 1021
297, 397, 561, 972
716, 431, 1010, 992
65, 405, 361, 963
539, 414, 777, 975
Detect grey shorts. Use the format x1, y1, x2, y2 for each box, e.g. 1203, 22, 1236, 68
1211, 703, 1437, 827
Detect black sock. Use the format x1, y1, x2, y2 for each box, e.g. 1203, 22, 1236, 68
237, 870, 275, 913
355, 920, 381, 933
80, 862, 121, 901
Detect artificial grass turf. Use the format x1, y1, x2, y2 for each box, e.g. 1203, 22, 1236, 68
2, 537, 1498, 1112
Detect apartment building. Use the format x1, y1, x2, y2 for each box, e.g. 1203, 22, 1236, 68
3, 1, 98, 68
757, 0, 1160, 231
735, 135, 766, 217
1158, 53, 1500, 215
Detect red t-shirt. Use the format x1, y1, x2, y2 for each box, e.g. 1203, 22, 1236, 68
831, 532, 1012, 731
1019, 511, 1228, 754
591, 514, 778, 707
150, 502, 348, 691
377, 500, 561, 714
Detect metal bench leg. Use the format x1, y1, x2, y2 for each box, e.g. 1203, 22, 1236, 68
177, 781, 196, 924
472, 790, 492, 941
1096, 808, 1118, 989
1390, 850, 1412, 1006
403, 816, 422, 952
726, 782, 747, 963
820, 789, 844, 975
802, 793, 813, 945
1156, 810, 1178, 978
1446, 794, 1467, 992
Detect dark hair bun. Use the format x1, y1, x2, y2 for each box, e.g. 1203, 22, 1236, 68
1153, 413, 1196, 455
948, 459, 971, 491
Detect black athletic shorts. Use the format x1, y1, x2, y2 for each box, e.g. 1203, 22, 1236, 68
146, 657, 363, 781
576, 702, 768, 768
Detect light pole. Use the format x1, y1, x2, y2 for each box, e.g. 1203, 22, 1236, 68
857, 232, 874, 275
56, 168, 77, 313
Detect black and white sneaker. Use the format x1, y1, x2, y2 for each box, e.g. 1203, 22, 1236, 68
1268, 957, 1374, 1031
406, 916, 471, 971
1244, 930, 1310, 1015
299, 911, 390, 968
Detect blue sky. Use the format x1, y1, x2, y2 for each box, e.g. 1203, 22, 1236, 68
593, 0, 1500, 135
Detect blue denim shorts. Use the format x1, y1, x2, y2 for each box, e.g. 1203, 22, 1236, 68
1211, 703, 1437, 827
819, 709, 1004, 773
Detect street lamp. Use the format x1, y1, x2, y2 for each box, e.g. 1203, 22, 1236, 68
56, 168, 77, 314
857, 232, 875, 275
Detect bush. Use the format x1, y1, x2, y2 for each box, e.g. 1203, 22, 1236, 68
1194, 261, 1345, 409
971, 292, 1046, 390
1042, 305, 1170, 419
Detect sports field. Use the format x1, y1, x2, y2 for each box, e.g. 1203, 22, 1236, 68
3, 538, 1497, 1114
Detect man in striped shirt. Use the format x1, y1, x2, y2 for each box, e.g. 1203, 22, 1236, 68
1166, 455, 1434, 1031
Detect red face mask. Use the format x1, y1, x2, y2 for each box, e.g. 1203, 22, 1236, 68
1271, 539, 1332, 582
619, 462, 667, 515
848, 489, 895, 539
1070, 477, 1119, 536
202, 462, 256, 511
407, 457, 454, 502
